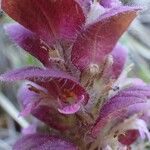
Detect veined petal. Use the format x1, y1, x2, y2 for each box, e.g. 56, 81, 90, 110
5, 23, 51, 66
71, 6, 141, 71
111, 44, 127, 79
0, 67, 89, 114
122, 85, 150, 98
92, 87, 147, 136
2, 0, 85, 44
13, 134, 78, 150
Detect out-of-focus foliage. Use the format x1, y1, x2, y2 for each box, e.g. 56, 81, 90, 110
125, 1, 150, 83
0, 11, 30, 150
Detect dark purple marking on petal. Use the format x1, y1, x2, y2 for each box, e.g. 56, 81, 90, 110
118, 130, 139, 146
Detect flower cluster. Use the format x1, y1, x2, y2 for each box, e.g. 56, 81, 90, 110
1, 0, 150, 149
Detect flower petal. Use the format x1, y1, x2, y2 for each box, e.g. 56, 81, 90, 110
18, 82, 48, 117
0, 67, 89, 114
13, 134, 78, 150
122, 85, 150, 98
0, 66, 76, 82
111, 44, 127, 79
116, 118, 150, 145
100, 0, 121, 8
92, 87, 147, 136
127, 102, 150, 119
5, 23, 51, 66
58, 102, 81, 115
18, 83, 78, 130
2, 0, 85, 44
118, 130, 139, 146
71, 6, 140, 71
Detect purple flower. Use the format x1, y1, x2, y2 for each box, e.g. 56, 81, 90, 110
1, 0, 148, 149
92, 84, 150, 148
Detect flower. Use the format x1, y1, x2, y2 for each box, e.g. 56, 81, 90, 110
92, 83, 150, 149
1, 0, 148, 149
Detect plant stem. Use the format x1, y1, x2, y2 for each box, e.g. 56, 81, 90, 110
0, 92, 29, 128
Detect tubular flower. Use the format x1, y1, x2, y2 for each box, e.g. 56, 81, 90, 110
1, 0, 149, 149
